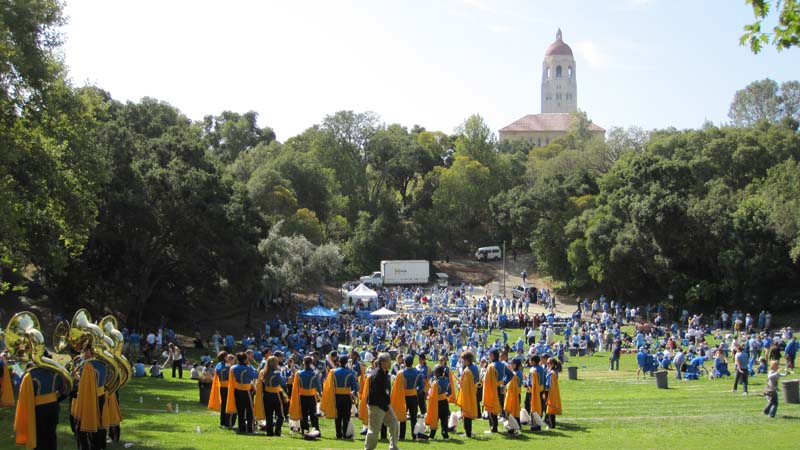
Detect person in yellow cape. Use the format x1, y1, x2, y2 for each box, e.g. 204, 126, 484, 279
424, 365, 451, 440
73, 345, 107, 450
503, 358, 523, 433
544, 357, 562, 429
291, 356, 322, 435
416, 353, 430, 415
436, 356, 458, 404
358, 369, 371, 433
320, 368, 337, 419
0, 351, 15, 407
14, 362, 68, 450
259, 356, 288, 437
392, 355, 425, 441
456, 351, 478, 438
481, 349, 503, 433
212, 352, 236, 428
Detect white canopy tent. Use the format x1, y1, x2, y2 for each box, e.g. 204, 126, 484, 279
346, 283, 378, 303
370, 307, 398, 318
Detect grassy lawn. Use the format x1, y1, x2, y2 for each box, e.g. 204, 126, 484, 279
2, 328, 799, 449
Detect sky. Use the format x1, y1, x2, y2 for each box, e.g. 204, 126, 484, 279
62, 0, 800, 141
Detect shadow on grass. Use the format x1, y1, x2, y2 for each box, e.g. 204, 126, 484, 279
557, 422, 590, 432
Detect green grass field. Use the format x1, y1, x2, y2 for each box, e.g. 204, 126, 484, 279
2, 329, 800, 450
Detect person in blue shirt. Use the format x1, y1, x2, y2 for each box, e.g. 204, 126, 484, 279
215, 352, 236, 428
397, 355, 424, 441
260, 355, 287, 436
231, 352, 258, 434
333, 355, 359, 439
295, 356, 322, 435
785, 336, 798, 373
416, 354, 430, 415
16, 362, 69, 450
428, 365, 452, 440
732, 346, 750, 394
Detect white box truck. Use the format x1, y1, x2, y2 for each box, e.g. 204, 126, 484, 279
360, 260, 430, 286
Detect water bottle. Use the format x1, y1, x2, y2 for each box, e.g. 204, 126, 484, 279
175, 403, 180, 413
196, 425, 201, 433
139, 396, 143, 404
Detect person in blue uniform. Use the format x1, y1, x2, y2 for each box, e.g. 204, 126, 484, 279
231, 352, 258, 434
295, 356, 322, 434
15, 362, 68, 450
398, 355, 424, 441
73, 345, 108, 450
260, 356, 287, 436
333, 355, 359, 439
427, 365, 452, 440
416, 354, 430, 415
488, 349, 507, 433
216, 352, 236, 428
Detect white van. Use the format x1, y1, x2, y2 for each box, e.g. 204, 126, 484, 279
475, 246, 502, 261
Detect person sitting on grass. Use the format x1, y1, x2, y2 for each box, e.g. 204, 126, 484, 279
150, 361, 164, 378
133, 359, 146, 377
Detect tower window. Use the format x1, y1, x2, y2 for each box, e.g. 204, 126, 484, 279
568, 66, 573, 78
537, 138, 541, 147
566, 93, 572, 100
556, 66, 562, 77
556, 93, 562, 100
546, 67, 550, 78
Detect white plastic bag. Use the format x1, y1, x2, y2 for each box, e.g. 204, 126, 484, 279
448, 412, 459, 430
288, 419, 301, 432
413, 419, 427, 436
345, 420, 355, 438
503, 416, 520, 432
351, 404, 358, 417
519, 408, 531, 425
531, 412, 546, 428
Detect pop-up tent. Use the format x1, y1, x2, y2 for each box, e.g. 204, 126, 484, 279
346, 283, 378, 302
301, 305, 338, 319
370, 307, 398, 318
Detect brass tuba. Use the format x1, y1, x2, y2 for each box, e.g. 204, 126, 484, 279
5, 311, 73, 394
54, 309, 122, 394
99, 315, 131, 389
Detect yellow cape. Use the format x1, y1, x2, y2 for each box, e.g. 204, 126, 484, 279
358, 375, 371, 424
1, 365, 14, 407
546, 371, 562, 415
456, 369, 478, 419
424, 382, 439, 429
225, 371, 236, 414
253, 369, 265, 421
13, 373, 36, 449
448, 370, 457, 403
320, 369, 337, 419
106, 392, 122, 427
208, 371, 221, 412
288, 372, 302, 421
529, 369, 542, 416
504, 374, 520, 418
389, 371, 407, 421
481, 364, 501, 414
75, 362, 100, 432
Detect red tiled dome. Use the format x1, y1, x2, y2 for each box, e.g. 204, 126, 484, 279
545, 28, 573, 57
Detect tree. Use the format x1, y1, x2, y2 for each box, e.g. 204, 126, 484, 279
201, 110, 275, 164
741, 0, 800, 53
728, 79, 800, 125
453, 114, 497, 168
758, 158, 800, 261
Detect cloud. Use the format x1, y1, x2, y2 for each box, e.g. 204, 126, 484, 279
574, 41, 610, 68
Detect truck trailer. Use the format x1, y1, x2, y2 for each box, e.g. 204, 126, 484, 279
360, 260, 430, 286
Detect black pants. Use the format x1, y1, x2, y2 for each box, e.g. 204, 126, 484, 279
172, 360, 183, 378
109, 391, 121, 442
429, 400, 449, 439
219, 387, 236, 428
334, 394, 352, 438
733, 369, 749, 393
234, 389, 254, 433
489, 387, 504, 432
263, 392, 284, 436
464, 417, 473, 437
299, 395, 319, 433
418, 390, 427, 414
35, 401, 59, 450
543, 391, 556, 428
399, 395, 419, 439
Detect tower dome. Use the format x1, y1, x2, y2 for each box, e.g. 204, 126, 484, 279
545, 29, 573, 56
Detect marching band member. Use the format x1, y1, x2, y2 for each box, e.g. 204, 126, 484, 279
72, 345, 107, 450
415, 353, 430, 415
482, 349, 504, 433
258, 356, 287, 437
211, 352, 236, 428
15, 360, 68, 449
390, 355, 424, 441
1, 350, 14, 407
424, 365, 452, 440
331, 355, 359, 439
544, 357, 562, 429
525, 355, 545, 431
456, 351, 479, 438
229, 352, 258, 434
288, 356, 322, 435
503, 358, 523, 434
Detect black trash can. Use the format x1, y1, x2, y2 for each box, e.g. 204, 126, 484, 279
569, 348, 577, 357
783, 379, 800, 404
567, 366, 578, 380
199, 381, 212, 405
655, 370, 668, 389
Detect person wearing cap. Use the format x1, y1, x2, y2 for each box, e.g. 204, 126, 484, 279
391, 355, 424, 441
364, 353, 399, 450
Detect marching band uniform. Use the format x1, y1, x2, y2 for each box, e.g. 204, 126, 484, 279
482, 354, 504, 433
15, 366, 65, 450
424, 372, 451, 439
230, 359, 258, 434
332, 363, 358, 438
390, 359, 423, 440
213, 359, 236, 428
416, 359, 430, 414
72, 354, 107, 450
544, 366, 562, 429
504, 367, 523, 431
289, 367, 322, 434
259, 367, 286, 436
1, 356, 14, 407
456, 362, 479, 437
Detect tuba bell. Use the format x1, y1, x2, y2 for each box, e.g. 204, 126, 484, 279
99, 315, 131, 389
56, 309, 123, 394
5, 311, 73, 394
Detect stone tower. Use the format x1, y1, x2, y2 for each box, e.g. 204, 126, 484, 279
541, 29, 577, 114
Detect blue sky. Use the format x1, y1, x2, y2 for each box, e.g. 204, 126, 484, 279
62, 0, 800, 141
